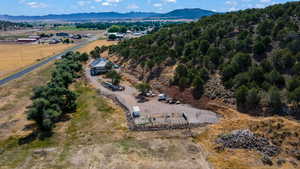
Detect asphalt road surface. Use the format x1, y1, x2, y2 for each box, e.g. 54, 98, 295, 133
0, 35, 100, 86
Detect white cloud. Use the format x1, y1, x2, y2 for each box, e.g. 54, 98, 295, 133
165, 0, 176, 3
107, 0, 121, 3
102, 2, 110, 6
99, 0, 121, 6
77, 1, 91, 6
229, 7, 237, 11
26, 1, 48, 8
225, 0, 239, 11
225, 0, 237, 6
153, 3, 162, 7
260, 0, 272, 3
127, 4, 139, 10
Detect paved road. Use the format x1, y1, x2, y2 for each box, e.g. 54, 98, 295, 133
0, 35, 100, 86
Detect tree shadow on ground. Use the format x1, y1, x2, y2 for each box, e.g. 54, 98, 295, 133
192, 88, 203, 100
238, 104, 300, 121
58, 114, 72, 122
18, 130, 53, 145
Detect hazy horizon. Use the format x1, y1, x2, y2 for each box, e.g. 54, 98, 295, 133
0, 0, 298, 16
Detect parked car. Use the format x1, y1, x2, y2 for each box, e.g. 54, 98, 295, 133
137, 97, 149, 103
136, 94, 149, 103
167, 99, 177, 104
146, 91, 156, 97
101, 82, 125, 91
158, 94, 167, 101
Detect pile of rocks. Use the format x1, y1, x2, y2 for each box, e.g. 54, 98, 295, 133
204, 75, 235, 105
216, 129, 280, 157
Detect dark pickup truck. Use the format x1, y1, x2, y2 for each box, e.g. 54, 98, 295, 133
101, 82, 125, 91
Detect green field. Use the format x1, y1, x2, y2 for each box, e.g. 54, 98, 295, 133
53, 26, 91, 31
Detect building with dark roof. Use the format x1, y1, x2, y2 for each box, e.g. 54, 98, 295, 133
90, 58, 110, 76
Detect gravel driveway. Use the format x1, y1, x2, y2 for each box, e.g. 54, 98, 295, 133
85, 65, 219, 126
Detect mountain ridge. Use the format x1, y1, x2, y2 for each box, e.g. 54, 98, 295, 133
0, 8, 216, 22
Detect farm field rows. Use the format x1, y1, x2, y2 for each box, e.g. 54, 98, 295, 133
0, 44, 74, 79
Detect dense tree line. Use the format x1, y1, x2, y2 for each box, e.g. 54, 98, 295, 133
26, 52, 88, 136
0, 20, 32, 31
75, 21, 180, 32
110, 1, 300, 116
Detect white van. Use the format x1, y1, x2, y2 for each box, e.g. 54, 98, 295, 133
132, 106, 141, 118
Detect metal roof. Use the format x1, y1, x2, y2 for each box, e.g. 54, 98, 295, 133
90, 58, 109, 68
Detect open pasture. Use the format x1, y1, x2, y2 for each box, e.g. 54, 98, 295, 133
0, 44, 74, 78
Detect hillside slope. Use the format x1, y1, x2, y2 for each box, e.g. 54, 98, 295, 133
110, 1, 300, 118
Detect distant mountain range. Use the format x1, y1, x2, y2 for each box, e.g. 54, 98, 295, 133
0, 9, 216, 22
160, 8, 216, 19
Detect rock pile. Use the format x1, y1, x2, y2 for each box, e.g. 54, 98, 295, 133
204, 75, 235, 105
216, 129, 281, 157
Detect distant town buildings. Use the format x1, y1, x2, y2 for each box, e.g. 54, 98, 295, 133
106, 27, 153, 41
15, 32, 87, 44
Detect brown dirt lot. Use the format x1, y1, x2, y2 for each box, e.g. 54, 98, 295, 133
77, 40, 117, 53
0, 44, 74, 79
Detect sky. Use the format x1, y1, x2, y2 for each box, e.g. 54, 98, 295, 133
0, 0, 298, 16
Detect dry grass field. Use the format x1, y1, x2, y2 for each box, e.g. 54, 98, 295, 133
0, 44, 74, 79
77, 40, 117, 53
0, 61, 54, 141
196, 102, 300, 169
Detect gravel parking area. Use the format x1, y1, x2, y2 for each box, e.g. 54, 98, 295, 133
85, 66, 219, 127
